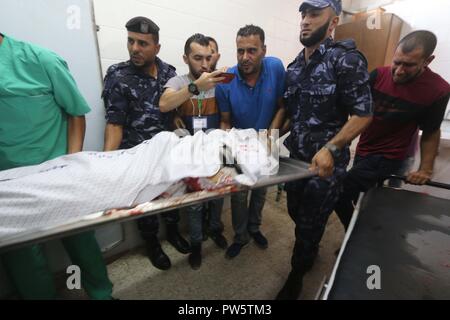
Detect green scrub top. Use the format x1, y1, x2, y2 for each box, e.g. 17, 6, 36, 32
0, 35, 91, 170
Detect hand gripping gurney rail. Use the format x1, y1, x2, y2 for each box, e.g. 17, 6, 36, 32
320, 177, 450, 300
0, 129, 314, 252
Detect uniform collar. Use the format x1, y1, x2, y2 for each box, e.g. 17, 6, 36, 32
297, 37, 334, 64
317, 37, 334, 56
128, 56, 166, 79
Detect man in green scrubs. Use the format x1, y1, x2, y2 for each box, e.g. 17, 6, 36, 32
0, 34, 113, 300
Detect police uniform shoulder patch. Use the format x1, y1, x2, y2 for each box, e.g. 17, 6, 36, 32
328, 39, 366, 67
287, 56, 300, 70
102, 61, 134, 97
333, 39, 356, 51
166, 63, 176, 74
106, 61, 130, 75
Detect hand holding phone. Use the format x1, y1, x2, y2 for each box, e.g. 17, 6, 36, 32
196, 69, 231, 91
217, 72, 235, 84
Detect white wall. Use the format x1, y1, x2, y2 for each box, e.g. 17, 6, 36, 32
92, 0, 304, 76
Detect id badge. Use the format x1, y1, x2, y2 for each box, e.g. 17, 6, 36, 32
193, 117, 208, 131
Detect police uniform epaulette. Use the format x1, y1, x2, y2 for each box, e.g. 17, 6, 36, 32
157, 61, 176, 79
166, 63, 176, 73
332, 39, 356, 51
330, 39, 368, 68
287, 55, 301, 69
107, 61, 132, 75
102, 61, 134, 97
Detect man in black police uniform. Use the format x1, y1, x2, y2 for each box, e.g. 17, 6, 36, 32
102, 17, 190, 270
276, 0, 373, 299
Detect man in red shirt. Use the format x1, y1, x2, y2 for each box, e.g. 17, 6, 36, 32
335, 30, 450, 229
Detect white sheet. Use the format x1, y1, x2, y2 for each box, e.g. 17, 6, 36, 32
0, 129, 278, 238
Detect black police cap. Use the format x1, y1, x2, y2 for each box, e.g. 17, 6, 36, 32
125, 16, 159, 34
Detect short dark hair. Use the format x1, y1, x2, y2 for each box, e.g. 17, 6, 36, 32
236, 25, 265, 44
184, 33, 210, 56
206, 36, 219, 52
398, 30, 437, 58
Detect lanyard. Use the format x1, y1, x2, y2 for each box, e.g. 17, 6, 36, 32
193, 91, 205, 117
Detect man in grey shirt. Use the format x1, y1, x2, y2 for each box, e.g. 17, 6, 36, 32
159, 33, 227, 270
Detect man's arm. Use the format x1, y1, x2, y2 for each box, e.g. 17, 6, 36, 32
220, 112, 231, 130
67, 115, 86, 154
159, 87, 190, 113
328, 115, 373, 150
407, 93, 449, 184
103, 123, 123, 151
311, 50, 374, 178
311, 115, 372, 178
41, 52, 91, 155
268, 98, 286, 133
267, 99, 287, 151
102, 66, 132, 151
406, 129, 440, 184
159, 70, 225, 113
280, 118, 291, 137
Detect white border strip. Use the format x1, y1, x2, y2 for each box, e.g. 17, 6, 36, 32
322, 192, 365, 300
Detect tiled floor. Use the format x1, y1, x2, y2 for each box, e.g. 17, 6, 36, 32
61, 188, 345, 300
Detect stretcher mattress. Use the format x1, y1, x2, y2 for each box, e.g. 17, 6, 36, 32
326, 187, 450, 300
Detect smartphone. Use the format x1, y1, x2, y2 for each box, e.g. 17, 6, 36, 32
217, 72, 235, 84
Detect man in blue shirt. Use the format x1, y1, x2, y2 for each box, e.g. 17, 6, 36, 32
216, 25, 286, 259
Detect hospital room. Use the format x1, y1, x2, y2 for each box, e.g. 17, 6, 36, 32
0, 0, 449, 306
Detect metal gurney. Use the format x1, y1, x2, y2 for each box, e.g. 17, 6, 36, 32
321, 180, 450, 300
0, 157, 314, 253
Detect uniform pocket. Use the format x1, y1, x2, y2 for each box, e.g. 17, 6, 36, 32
301, 83, 336, 104
303, 83, 336, 95
302, 83, 339, 127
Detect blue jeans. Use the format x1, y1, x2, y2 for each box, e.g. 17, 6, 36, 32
188, 199, 224, 244
230, 188, 267, 244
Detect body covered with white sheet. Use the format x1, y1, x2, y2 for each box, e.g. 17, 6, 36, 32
0, 129, 278, 238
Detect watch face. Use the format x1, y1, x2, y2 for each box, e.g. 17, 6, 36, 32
333, 148, 341, 158
189, 83, 199, 95
325, 143, 340, 158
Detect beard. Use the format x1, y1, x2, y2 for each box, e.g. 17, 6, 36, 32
238, 62, 258, 76
300, 19, 330, 47
391, 68, 422, 84
189, 65, 206, 80
130, 55, 154, 70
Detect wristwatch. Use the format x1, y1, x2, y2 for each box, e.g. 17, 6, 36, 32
188, 82, 200, 96
323, 143, 341, 160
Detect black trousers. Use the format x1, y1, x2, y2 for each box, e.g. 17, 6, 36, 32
334, 154, 403, 230
285, 167, 344, 271
137, 210, 180, 240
